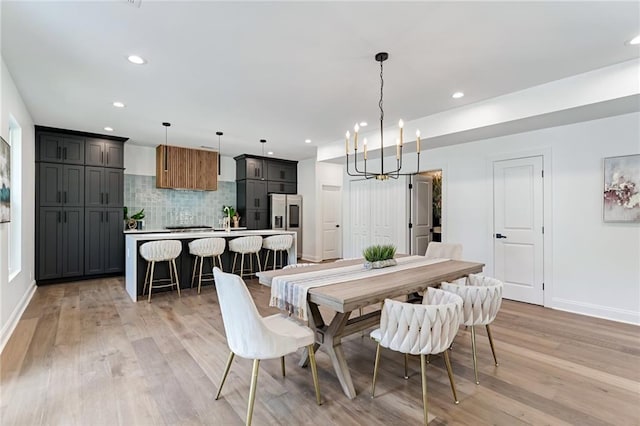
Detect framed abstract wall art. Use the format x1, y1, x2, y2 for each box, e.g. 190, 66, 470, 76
603, 154, 640, 223
0, 136, 10, 223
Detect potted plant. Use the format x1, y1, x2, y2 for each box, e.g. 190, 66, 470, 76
222, 205, 240, 230
125, 207, 145, 230
363, 244, 397, 269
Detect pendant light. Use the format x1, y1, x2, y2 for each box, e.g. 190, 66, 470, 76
260, 139, 267, 180
162, 122, 171, 172
216, 131, 223, 175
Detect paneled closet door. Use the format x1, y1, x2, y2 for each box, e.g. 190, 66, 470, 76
348, 179, 371, 257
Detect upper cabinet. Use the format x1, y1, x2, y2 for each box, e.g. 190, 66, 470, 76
156, 145, 218, 190
85, 138, 124, 168
267, 161, 297, 182
37, 132, 85, 165
235, 155, 298, 184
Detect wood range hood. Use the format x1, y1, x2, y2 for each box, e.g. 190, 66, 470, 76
156, 145, 218, 190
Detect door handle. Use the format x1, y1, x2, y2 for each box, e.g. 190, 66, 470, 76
495, 233, 508, 239
57, 146, 62, 159
336, 224, 340, 228
106, 152, 109, 165
101, 151, 104, 164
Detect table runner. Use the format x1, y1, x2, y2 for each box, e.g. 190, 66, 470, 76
270, 256, 448, 321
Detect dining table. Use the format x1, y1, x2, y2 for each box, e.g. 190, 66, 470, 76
256, 255, 485, 399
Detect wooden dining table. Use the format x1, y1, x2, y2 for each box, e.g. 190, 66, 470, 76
257, 256, 485, 399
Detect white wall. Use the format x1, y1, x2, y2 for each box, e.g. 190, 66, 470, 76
123, 143, 236, 181
340, 112, 640, 324
0, 58, 36, 351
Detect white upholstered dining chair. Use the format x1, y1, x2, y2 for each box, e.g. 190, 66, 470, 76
370, 288, 463, 425
212, 268, 321, 426
425, 241, 463, 260
441, 274, 503, 384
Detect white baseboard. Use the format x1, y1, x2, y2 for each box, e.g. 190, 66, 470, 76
301, 253, 323, 263
551, 297, 640, 325
0, 280, 37, 354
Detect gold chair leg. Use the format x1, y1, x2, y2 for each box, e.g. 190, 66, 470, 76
143, 261, 151, 295
191, 256, 198, 288
371, 343, 381, 397
420, 354, 429, 426
232, 252, 237, 274
281, 356, 286, 377
172, 259, 181, 297
217, 255, 223, 271
486, 324, 499, 366
246, 359, 260, 426
443, 350, 459, 404
471, 325, 479, 385
198, 255, 204, 294
256, 252, 262, 273
264, 250, 270, 270
308, 344, 322, 405
215, 352, 235, 400
147, 261, 155, 303
240, 253, 245, 278
404, 353, 409, 379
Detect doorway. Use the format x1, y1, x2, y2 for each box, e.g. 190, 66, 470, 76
321, 185, 342, 260
411, 170, 442, 255
493, 156, 544, 305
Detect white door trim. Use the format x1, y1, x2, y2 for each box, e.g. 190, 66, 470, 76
486, 147, 553, 307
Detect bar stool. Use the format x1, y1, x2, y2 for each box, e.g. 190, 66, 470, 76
228, 236, 263, 279
140, 240, 182, 303
189, 237, 226, 294
262, 234, 294, 270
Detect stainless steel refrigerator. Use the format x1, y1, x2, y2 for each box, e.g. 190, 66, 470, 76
269, 194, 302, 258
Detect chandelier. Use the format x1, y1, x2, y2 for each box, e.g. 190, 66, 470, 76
345, 52, 421, 180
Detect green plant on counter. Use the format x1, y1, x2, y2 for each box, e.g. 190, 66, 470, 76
363, 244, 396, 262
131, 208, 145, 220
222, 205, 236, 218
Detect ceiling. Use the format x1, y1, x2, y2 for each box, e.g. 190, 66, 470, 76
2, 1, 639, 160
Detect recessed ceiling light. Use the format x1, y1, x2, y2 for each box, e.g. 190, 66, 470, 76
127, 55, 146, 65
267, 151, 274, 155
104, 127, 114, 132
629, 35, 640, 45
359, 122, 368, 127
112, 101, 126, 108
452, 91, 464, 99
305, 139, 311, 144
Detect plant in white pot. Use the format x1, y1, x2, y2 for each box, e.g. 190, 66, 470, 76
363, 244, 397, 269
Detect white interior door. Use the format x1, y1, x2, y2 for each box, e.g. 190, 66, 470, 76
349, 180, 370, 257
321, 185, 342, 260
411, 174, 433, 255
494, 156, 544, 305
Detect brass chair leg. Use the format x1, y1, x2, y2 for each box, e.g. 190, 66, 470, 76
371, 343, 381, 397
172, 259, 181, 297
191, 256, 198, 288
217, 255, 223, 271
420, 354, 429, 425
404, 353, 409, 379
486, 324, 499, 366
265, 250, 271, 270
232, 253, 238, 274
240, 253, 245, 279
256, 252, 262, 273
198, 255, 204, 294
143, 261, 151, 295
246, 359, 260, 426
281, 356, 286, 377
442, 350, 459, 404
215, 352, 235, 400
308, 344, 322, 405
147, 261, 155, 303
471, 325, 479, 384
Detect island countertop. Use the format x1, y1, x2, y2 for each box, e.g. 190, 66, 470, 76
124, 229, 297, 301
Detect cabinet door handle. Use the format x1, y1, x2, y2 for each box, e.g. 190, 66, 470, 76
101, 151, 104, 164
106, 152, 109, 165
57, 211, 61, 222
101, 193, 104, 204
57, 191, 61, 203
57, 146, 61, 159
64, 211, 67, 223
64, 192, 67, 203
63, 147, 67, 160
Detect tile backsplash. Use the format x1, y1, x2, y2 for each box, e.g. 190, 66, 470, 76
124, 174, 236, 229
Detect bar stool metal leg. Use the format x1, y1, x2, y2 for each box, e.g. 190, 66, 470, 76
172, 259, 181, 297
148, 261, 155, 303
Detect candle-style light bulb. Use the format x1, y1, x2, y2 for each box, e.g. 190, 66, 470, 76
354, 124, 359, 150
399, 119, 404, 146
345, 131, 350, 154
363, 138, 368, 160
416, 129, 421, 153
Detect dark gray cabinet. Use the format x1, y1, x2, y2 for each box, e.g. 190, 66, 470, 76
85, 208, 124, 275
37, 163, 84, 207
235, 154, 297, 230
85, 167, 123, 207
35, 126, 127, 283
85, 138, 124, 168
37, 133, 85, 165
37, 207, 84, 280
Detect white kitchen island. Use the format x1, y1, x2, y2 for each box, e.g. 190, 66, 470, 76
124, 230, 297, 302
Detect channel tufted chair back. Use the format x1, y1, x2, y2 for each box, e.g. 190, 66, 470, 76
424, 242, 463, 260
440, 273, 504, 384
370, 288, 463, 425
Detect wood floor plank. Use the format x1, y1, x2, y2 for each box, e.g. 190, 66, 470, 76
1, 277, 638, 426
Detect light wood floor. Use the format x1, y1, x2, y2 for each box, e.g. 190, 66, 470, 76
1, 276, 639, 425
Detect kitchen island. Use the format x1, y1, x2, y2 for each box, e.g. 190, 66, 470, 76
124, 230, 297, 302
